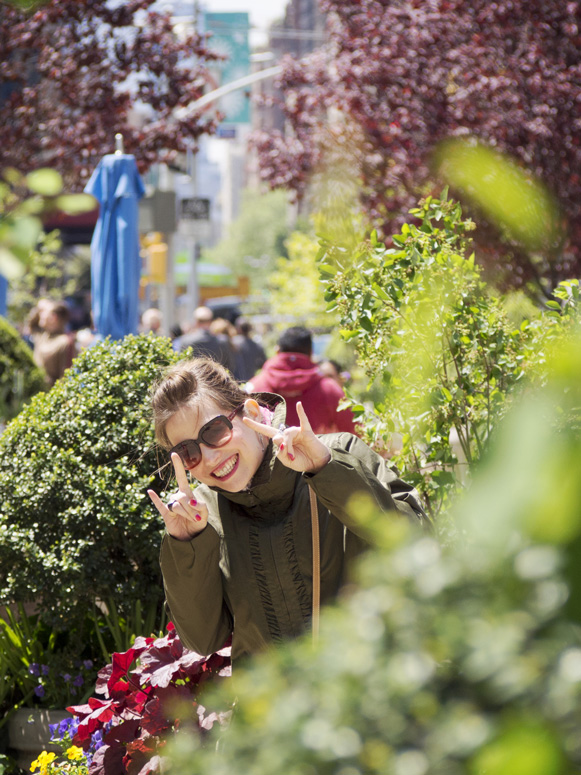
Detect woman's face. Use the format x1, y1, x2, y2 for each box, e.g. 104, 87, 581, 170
165, 398, 265, 492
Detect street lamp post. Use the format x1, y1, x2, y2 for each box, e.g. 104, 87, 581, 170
171, 64, 283, 321
173, 65, 283, 121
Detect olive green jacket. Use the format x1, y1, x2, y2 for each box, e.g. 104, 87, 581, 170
159, 396, 427, 661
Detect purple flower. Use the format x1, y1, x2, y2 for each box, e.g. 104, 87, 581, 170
34, 684, 45, 698
90, 730, 103, 751
41, 664, 50, 675
62, 673, 72, 682
73, 674, 84, 687
29, 663, 40, 676
50, 716, 78, 743
83, 660, 93, 669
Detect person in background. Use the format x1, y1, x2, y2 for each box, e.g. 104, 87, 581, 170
209, 317, 237, 375
232, 316, 266, 382
247, 326, 357, 434
169, 323, 183, 344
141, 307, 163, 335
176, 306, 234, 372
147, 357, 428, 663
21, 298, 52, 349
33, 300, 75, 387
318, 358, 351, 387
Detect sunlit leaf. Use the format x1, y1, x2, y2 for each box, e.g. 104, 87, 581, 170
26, 168, 64, 197
55, 193, 97, 215
2, 168, 22, 186
470, 719, 564, 775
10, 215, 43, 250
434, 138, 563, 253
0, 246, 26, 280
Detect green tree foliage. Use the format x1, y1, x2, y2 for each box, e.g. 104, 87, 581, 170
320, 195, 579, 518
0, 334, 182, 648
321, 195, 521, 516
267, 231, 333, 331
165, 327, 581, 775
7, 230, 90, 328
0, 167, 94, 280
0, 316, 45, 423
201, 189, 298, 290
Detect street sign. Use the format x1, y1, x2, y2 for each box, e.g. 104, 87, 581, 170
179, 197, 210, 221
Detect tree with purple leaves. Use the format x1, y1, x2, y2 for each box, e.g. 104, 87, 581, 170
0, 0, 222, 189
251, 0, 581, 298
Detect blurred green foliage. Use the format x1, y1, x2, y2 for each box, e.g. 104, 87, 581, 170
166, 332, 581, 775
0, 334, 183, 652
434, 139, 564, 257
1, 0, 47, 9
0, 316, 46, 424
267, 231, 336, 333
7, 230, 90, 328
318, 194, 578, 518
0, 168, 94, 280
201, 189, 301, 290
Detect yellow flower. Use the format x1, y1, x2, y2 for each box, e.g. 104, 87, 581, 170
30, 750, 57, 774
66, 746, 84, 762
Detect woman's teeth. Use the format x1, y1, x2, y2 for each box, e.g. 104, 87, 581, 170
214, 455, 237, 478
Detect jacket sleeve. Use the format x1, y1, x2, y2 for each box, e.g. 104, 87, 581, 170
303, 433, 430, 535
159, 525, 233, 656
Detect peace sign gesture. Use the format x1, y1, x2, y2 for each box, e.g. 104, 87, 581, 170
148, 453, 209, 541
243, 402, 331, 474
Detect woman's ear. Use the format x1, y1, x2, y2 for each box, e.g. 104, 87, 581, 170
243, 398, 261, 420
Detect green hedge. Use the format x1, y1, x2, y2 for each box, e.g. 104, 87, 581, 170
0, 334, 183, 640
0, 316, 46, 423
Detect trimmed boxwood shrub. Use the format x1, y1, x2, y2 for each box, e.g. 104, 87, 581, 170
0, 316, 46, 423
0, 334, 183, 640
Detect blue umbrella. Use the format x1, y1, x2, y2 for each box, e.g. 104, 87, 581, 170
84, 153, 145, 340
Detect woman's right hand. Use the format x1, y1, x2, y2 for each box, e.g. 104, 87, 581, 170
148, 453, 208, 541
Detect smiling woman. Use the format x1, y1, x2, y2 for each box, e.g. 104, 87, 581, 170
147, 358, 429, 663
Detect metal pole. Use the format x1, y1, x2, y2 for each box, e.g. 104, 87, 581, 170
186, 147, 198, 319
173, 66, 283, 121
159, 232, 176, 336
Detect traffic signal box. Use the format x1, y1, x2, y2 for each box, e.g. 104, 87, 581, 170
141, 232, 168, 284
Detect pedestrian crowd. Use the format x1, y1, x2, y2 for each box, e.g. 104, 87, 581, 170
161, 305, 356, 433
20, 299, 356, 435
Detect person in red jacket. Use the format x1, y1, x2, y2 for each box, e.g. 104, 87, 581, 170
247, 326, 357, 434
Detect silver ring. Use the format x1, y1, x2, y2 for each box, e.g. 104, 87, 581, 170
167, 500, 177, 512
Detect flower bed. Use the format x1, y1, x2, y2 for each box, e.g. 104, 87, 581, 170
42, 625, 231, 775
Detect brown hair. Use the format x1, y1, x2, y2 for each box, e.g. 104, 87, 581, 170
152, 358, 248, 449
48, 301, 71, 324
210, 317, 236, 339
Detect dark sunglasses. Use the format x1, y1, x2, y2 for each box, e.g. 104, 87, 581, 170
169, 403, 244, 470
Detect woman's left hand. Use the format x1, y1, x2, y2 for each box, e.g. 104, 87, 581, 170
243, 401, 331, 474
